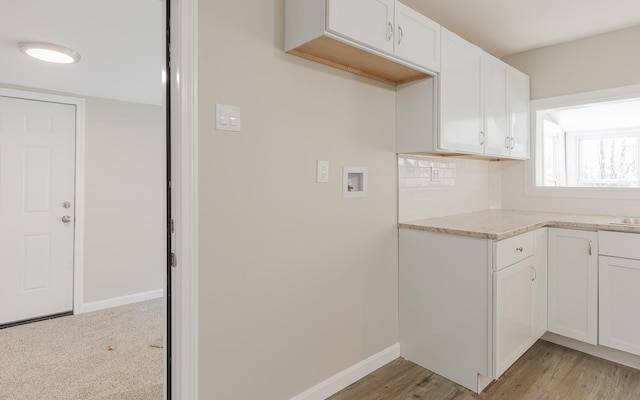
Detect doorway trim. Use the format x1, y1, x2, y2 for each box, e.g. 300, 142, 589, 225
170, 0, 199, 398
0, 87, 86, 318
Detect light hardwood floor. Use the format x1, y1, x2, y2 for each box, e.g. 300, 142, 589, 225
328, 340, 640, 399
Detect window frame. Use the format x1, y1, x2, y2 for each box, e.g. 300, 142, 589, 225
526, 84, 640, 200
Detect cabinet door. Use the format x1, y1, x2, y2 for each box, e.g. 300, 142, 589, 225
599, 256, 640, 356
494, 257, 534, 378
439, 28, 484, 154
508, 68, 530, 159
483, 55, 509, 157
394, 1, 440, 72
532, 228, 548, 341
548, 228, 598, 345
327, 0, 394, 54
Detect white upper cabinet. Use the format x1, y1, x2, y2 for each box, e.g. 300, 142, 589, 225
484, 59, 530, 159
327, 0, 394, 55
285, 0, 440, 84
397, 28, 530, 160
439, 28, 484, 154
483, 54, 510, 157
393, 1, 441, 73
508, 68, 530, 159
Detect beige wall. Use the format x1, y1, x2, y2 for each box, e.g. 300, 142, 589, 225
0, 83, 165, 305
499, 26, 640, 216
502, 25, 640, 100
197, 1, 399, 399
83, 97, 165, 303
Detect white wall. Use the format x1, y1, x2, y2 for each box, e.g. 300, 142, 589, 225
83, 97, 165, 303
500, 26, 640, 216
197, 1, 398, 399
0, 83, 165, 306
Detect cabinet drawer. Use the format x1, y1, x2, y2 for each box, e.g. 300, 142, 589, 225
599, 231, 640, 259
494, 231, 534, 271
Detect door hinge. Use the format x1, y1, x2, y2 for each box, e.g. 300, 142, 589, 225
171, 253, 177, 267
171, 219, 175, 234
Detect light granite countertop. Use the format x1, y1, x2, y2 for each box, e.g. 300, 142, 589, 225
398, 209, 640, 240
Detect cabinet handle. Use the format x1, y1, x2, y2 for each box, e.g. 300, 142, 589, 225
530, 266, 537, 281
516, 246, 523, 252
398, 26, 404, 45
387, 21, 393, 41
510, 136, 516, 150
479, 131, 485, 145
505, 136, 511, 149
588, 240, 592, 256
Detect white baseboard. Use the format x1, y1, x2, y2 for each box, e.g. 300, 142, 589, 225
77, 289, 163, 314
542, 333, 640, 370
290, 343, 400, 400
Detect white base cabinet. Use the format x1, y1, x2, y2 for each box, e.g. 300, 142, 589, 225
493, 228, 547, 377
547, 228, 598, 345
399, 228, 546, 393
399, 229, 490, 393
493, 257, 534, 377
599, 231, 640, 356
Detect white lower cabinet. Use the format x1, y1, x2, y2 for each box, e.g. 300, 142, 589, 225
401, 224, 640, 395
532, 228, 548, 340
599, 231, 640, 356
547, 228, 598, 345
493, 257, 534, 377
399, 227, 546, 393
493, 228, 547, 377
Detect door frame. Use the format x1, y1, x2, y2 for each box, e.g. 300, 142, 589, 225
169, 0, 199, 398
0, 87, 86, 317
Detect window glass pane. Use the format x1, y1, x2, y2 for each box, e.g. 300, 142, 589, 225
536, 96, 640, 188
578, 136, 638, 187
541, 119, 564, 186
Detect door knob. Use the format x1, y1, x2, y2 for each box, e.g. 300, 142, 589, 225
62, 215, 72, 223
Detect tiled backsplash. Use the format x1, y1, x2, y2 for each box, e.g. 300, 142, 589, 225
398, 154, 498, 222
398, 157, 457, 188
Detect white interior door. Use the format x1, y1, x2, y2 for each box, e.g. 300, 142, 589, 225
0, 95, 76, 325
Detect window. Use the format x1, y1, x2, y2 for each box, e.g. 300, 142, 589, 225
536, 96, 640, 188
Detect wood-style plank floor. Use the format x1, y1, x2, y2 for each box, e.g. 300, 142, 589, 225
328, 340, 640, 400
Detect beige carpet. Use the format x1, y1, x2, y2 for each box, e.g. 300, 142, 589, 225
0, 298, 164, 400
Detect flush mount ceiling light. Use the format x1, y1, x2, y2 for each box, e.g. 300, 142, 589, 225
18, 41, 81, 64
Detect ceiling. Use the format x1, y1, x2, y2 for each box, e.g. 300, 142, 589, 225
0, 0, 163, 105
401, 0, 640, 58
2, 1, 639, 105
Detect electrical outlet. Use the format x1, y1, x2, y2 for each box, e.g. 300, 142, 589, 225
432, 167, 442, 180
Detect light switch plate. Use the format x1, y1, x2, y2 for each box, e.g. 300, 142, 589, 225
216, 104, 241, 132
317, 160, 329, 183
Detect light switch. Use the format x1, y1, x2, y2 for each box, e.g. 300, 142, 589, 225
216, 104, 241, 132
229, 110, 239, 127
317, 160, 329, 183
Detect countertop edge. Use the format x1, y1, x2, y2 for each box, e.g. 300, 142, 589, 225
399, 216, 640, 241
